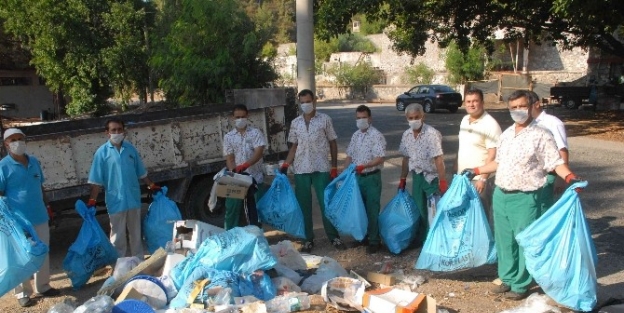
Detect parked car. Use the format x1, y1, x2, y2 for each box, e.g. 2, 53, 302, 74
396, 84, 462, 113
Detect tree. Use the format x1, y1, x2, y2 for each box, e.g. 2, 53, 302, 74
327, 62, 382, 98
0, 0, 151, 115
445, 41, 487, 84
403, 62, 435, 84
314, 0, 624, 59
150, 0, 277, 106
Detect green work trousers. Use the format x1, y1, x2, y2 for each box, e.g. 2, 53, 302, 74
224, 183, 266, 230
294, 172, 339, 242
356, 171, 382, 245
411, 172, 440, 244
492, 187, 540, 293
540, 173, 557, 216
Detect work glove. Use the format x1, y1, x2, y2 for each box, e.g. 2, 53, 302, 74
279, 162, 289, 175
330, 167, 338, 179
87, 198, 97, 209
398, 178, 406, 190
148, 183, 162, 192
355, 165, 366, 175
439, 179, 449, 195
235, 162, 250, 173
565, 173, 584, 192
461, 168, 480, 180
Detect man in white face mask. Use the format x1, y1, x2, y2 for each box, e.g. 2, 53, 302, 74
0, 128, 59, 307
222, 104, 267, 230
344, 105, 386, 254
461, 90, 583, 300
398, 103, 447, 247
88, 119, 159, 260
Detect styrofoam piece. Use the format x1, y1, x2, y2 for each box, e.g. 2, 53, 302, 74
124, 275, 168, 309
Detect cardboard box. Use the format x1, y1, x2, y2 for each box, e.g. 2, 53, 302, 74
215, 172, 253, 199
362, 288, 436, 313
173, 219, 225, 251
367, 272, 396, 286
115, 286, 147, 304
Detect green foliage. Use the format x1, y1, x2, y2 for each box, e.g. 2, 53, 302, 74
261, 42, 278, 59
327, 62, 382, 98
150, 0, 277, 106
0, 0, 150, 116
445, 41, 487, 84
315, 33, 378, 62
354, 13, 388, 35
287, 44, 297, 56
403, 63, 435, 84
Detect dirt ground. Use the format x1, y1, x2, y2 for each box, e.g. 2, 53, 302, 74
1, 104, 623, 313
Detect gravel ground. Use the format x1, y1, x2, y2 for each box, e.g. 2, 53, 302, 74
1, 104, 623, 313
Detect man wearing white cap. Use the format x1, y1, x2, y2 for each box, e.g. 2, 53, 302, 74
0, 128, 59, 307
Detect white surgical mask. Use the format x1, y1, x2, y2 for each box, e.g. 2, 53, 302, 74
8, 141, 26, 155
510, 109, 530, 124
409, 119, 422, 130
235, 118, 248, 129
300, 102, 314, 114
356, 119, 369, 130
109, 133, 125, 145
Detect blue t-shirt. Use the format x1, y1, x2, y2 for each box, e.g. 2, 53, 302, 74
88, 140, 147, 214
0, 154, 48, 225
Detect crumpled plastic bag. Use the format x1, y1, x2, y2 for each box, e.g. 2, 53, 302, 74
321, 277, 366, 311
112, 256, 142, 282
269, 240, 307, 271
73, 295, 115, 313
300, 256, 348, 294
500, 293, 561, 313
272, 277, 301, 295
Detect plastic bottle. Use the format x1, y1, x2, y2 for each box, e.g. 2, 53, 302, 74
265, 292, 310, 313
72, 295, 114, 313
47, 303, 75, 313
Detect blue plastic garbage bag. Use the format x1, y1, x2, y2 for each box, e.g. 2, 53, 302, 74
142, 187, 182, 253
415, 174, 496, 271
323, 164, 368, 241
63, 200, 118, 289
257, 171, 305, 239
516, 181, 596, 312
379, 190, 420, 254
0, 198, 49, 297
170, 226, 277, 290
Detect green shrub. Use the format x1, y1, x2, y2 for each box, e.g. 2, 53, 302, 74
403, 62, 435, 84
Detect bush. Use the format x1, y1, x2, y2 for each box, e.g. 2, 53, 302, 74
327, 62, 382, 98
445, 41, 487, 84
403, 62, 435, 84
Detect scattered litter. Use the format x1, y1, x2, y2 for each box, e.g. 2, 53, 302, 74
367, 272, 396, 286
273, 263, 302, 285
73, 295, 115, 313
300, 257, 348, 294
46, 301, 75, 313
321, 277, 366, 311
113, 257, 143, 282
437, 309, 450, 313
300, 254, 323, 269
270, 241, 307, 271
240, 301, 267, 313
266, 292, 311, 313
362, 287, 437, 313
500, 293, 561, 313
112, 299, 156, 313
448, 292, 455, 297
272, 277, 302, 294
380, 260, 393, 274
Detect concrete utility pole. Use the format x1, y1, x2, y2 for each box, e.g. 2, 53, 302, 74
296, 0, 315, 94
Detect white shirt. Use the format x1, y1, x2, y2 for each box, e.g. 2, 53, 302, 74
494, 122, 564, 192
346, 125, 386, 173
288, 112, 338, 174
399, 124, 444, 183
457, 112, 502, 180
534, 111, 568, 151
223, 126, 266, 183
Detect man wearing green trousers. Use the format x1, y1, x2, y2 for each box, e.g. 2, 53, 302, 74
462, 90, 583, 300
345, 105, 386, 254
398, 103, 448, 246
223, 104, 267, 230
280, 89, 346, 253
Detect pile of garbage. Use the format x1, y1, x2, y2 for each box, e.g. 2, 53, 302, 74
45, 221, 437, 313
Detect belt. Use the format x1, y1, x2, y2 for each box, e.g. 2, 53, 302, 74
547, 171, 556, 175
499, 188, 522, 194
358, 169, 380, 177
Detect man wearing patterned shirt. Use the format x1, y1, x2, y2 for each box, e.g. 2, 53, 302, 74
345, 105, 386, 254
455, 88, 502, 230
398, 103, 448, 246
280, 89, 345, 253
462, 90, 582, 300
528, 91, 569, 212
223, 104, 267, 230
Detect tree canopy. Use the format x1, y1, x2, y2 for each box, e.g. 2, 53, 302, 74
314, 0, 624, 58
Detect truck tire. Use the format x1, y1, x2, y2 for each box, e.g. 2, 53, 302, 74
562, 97, 580, 109
183, 176, 225, 227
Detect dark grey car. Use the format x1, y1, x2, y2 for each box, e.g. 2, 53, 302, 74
396, 84, 463, 113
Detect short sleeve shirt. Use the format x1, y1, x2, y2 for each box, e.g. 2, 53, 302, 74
0, 154, 48, 225
399, 124, 444, 183
223, 126, 266, 183
534, 111, 568, 151
346, 126, 386, 173
495, 122, 564, 191
457, 112, 502, 179
288, 112, 338, 174
88, 140, 148, 214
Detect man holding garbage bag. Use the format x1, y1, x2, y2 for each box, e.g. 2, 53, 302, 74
280, 89, 346, 253
462, 90, 583, 300
223, 104, 267, 230
398, 103, 448, 246
88, 119, 160, 260
455, 88, 502, 229
345, 105, 386, 254
0, 128, 59, 307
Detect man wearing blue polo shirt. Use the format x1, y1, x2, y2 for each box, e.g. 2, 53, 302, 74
0, 128, 59, 307
88, 119, 159, 259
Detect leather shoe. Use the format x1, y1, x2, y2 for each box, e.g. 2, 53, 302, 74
504, 291, 529, 300
39, 287, 60, 297
491, 283, 511, 294
18, 297, 34, 307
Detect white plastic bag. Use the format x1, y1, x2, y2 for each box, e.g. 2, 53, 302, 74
270, 240, 307, 271
300, 257, 348, 294
273, 263, 302, 285
272, 277, 301, 295
112, 256, 142, 281
500, 293, 561, 313
208, 168, 227, 212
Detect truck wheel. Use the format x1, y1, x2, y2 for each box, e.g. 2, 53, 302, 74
562, 98, 580, 109
183, 176, 225, 227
